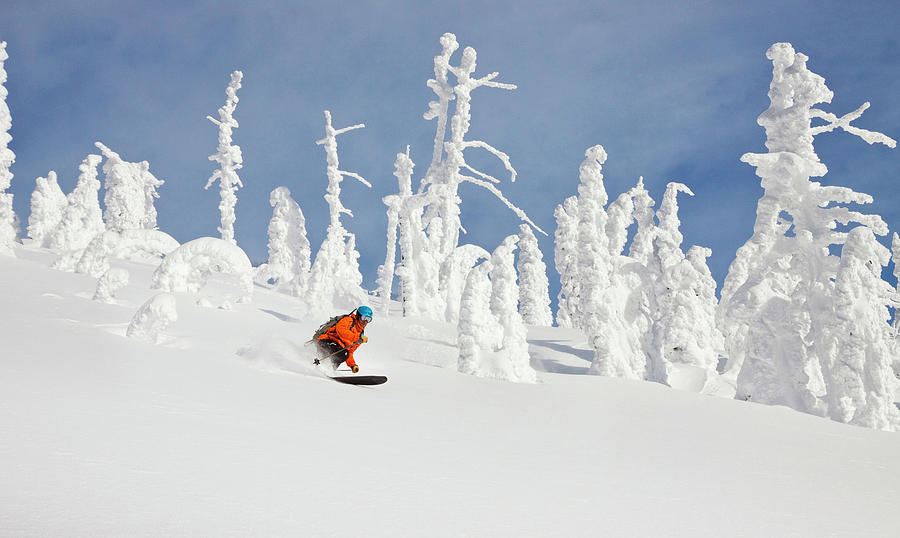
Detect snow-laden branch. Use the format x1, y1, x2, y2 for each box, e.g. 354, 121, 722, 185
458, 174, 546, 236
461, 139, 517, 182
810, 103, 897, 148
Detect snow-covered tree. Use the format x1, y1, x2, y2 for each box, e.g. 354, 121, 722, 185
489, 235, 536, 383
93, 267, 129, 303
0, 41, 16, 256
553, 195, 579, 328
457, 236, 535, 383
27, 171, 67, 246
377, 147, 414, 317
627, 177, 655, 265
306, 110, 370, 309
72, 229, 179, 277
400, 33, 544, 322
718, 43, 896, 416
257, 186, 310, 297
517, 224, 552, 326
127, 293, 178, 344
892, 232, 900, 334
152, 237, 253, 303
457, 260, 497, 376
441, 243, 489, 324
571, 146, 641, 378
96, 142, 164, 232
645, 183, 722, 385
46, 154, 104, 252
822, 226, 900, 431
205, 70, 244, 245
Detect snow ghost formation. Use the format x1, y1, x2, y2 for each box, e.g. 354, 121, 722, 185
27, 171, 67, 247
127, 293, 178, 344
717, 43, 897, 429
306, 110, 370, 310
386, 33, 544, 323
257, 186, 311, 296
93, 267, 129, 303
553, 145, 722, 387
457, 235, 536, 383
95, 142, 164, 233
516, 224, 553, 326
46, 154, 104, 252
152, 237, 253, 303
205, 70, 244, 245
0, 41, 16, 256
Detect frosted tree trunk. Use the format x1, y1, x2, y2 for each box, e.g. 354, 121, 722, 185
377, 147, 414, 317
28, 171, 67, 247
205, 70, 244, 245
517, 223, 553, 326
0, 41, 16, 256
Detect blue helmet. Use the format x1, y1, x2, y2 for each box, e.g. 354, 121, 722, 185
357, 305, 373, 322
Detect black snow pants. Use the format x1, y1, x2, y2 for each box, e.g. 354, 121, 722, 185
316, 339, 349, 369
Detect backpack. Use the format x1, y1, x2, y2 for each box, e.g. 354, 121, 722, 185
308, 312, 352, 344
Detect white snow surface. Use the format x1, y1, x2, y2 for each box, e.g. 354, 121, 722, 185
1, 245, 899, 537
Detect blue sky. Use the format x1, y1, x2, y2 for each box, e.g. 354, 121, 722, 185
2, 0, 899, 303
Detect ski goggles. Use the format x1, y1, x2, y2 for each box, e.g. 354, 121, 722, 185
359, 314, 372, 323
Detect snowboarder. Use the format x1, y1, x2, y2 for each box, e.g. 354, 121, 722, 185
313, 306, 372, 373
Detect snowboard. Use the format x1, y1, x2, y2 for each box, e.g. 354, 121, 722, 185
329, 375, 388, 386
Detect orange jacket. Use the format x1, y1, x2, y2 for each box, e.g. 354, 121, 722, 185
318, 314, 367, 367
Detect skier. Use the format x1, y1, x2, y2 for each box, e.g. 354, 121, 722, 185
314, 306, 372, 373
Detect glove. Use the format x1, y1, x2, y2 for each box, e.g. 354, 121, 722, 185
313, 358, 320, 365
360, 335, 368, 343
351, 364, 360, 373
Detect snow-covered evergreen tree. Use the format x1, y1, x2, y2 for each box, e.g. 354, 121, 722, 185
306, 111, 370, 309
718, 43, 896, 416
822, 226, 900, 431
457, 236, 536, 383
457, 260, 497, 376
205, 70, 244, 245
46, 154, 104, 252
257, 186, 310, 297
489, 235, 537, 383
627, 177, 655, 265
0, 41, 16, 256
517, 223, 552, 326
646, 183, 722, 385
96, 142, 164, 232
27, 171, 67, 246
377, 146, 414, 317
553, 195, 579, 328
571, 146, 641, 378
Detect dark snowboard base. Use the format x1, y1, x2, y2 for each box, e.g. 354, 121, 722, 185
329, 375, 388, 386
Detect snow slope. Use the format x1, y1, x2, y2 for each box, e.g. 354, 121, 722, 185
1, 246, 899, 537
